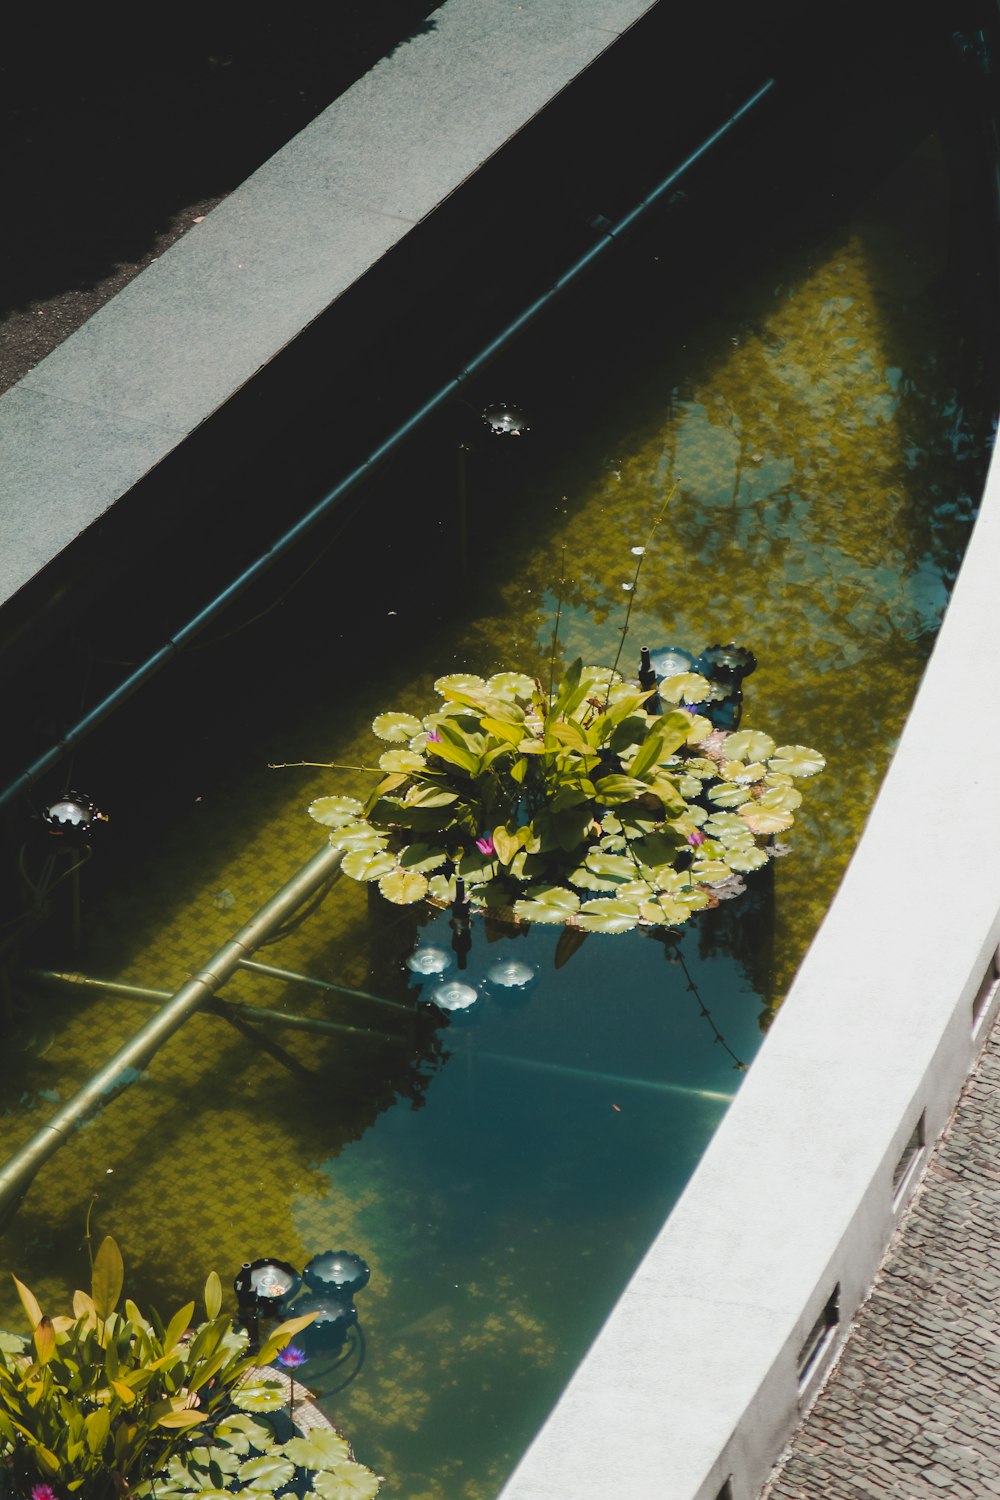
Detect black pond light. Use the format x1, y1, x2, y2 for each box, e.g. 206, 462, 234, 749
303, 1249, 371, 1300
234, 1257, 302, 1343
689, 643, 758, 732
42, 791, 107, 841
480, 403, 530, 437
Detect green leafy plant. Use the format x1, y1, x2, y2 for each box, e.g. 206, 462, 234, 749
308, 659, 824, 934
0, 1238, 380, 1500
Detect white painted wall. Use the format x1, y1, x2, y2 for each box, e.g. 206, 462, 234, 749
498, 431, 1000, 1500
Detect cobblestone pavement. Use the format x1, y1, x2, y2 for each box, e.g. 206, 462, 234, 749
762, 1021, 1000, 1499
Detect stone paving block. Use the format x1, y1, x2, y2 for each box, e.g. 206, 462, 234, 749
762, 1018, 1000, 1499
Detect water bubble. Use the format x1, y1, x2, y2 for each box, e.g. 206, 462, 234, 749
428, 980, 479, 1012
485, 959, 536, 991
406, 946, 453, 976
621, 582, 635, 592
630, 545, 646, 556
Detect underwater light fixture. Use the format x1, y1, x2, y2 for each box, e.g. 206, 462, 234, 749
484, 958, 537, 992
406, 945, 454, 976
42, 792, 107, 841
304, 1249, 371, 1299
428, 979, 479, 1012
234, 1257, 301, 1320
648, 646, 694, 680
481, 403, 530, 437
695, 643, 758, 684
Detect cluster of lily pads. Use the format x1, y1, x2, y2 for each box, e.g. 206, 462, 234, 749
308, 659, 824, 934
0, 1237, 380, 1500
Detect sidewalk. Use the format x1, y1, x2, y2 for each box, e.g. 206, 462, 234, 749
763, 1011, 1000, 1499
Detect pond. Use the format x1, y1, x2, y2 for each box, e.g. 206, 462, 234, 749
0, 17, 997, 1500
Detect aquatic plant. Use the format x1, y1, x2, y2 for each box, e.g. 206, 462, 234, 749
0, 1237, 380, 1500
307, 657, 824, 935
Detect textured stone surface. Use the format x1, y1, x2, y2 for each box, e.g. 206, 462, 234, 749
763, 1018, 1000, 1499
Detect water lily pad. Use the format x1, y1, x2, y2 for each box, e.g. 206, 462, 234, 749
434, 673, 487, 696
720, 759, 768, 784
379, 868, 429, 904
769, 744, 827, 777
311, 1465, 382, 1500
486, 671, 536, 700
568, 865, 619, 893
372, 711, 423, 742
723, 729, 776, 762
690, 859, 733, 885
231, 1378, 286, 1413
576, 899, 641, 933
684, 713, 715, 742
727, 844, 771, 872
308, 795, 364, 828
284, 1431, 353, 1470
239, 1455, 296, 1491
640, 895, 696, 925
329, 822, 388, 853
398, 842, 448, 873
707, 782, 752, 808
427, 872, 458, 904
378, 749, 426, 773
658, 672, 712, 704
341, 849, 397, 882
513, 886, 580, 924
585, 850, 636, 880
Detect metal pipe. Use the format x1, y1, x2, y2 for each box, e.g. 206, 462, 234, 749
236, 957, 409, 1011
0, 844, 344, 1224
0, 79, 775, 815
25, 964, 403, 1040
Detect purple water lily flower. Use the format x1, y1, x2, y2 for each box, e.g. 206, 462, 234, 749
276, 1344, 307, 1368
475, 834, 495, 856
32, 1486, 58, 1500
426, 729, 442, 743
687, 829, 706, 848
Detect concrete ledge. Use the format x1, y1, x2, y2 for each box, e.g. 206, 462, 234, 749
0, 0, 658, 643
497, 429, 1000, 1500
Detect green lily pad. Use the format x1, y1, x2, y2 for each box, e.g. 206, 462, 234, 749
723, 729, 776, 762
341, 849, 397, 882
720, 759, 769, 784
427, 872, 457, 904
690, 859, 733, 885
684, 712, 715, 742
576, 899, 641, 934
230, 1378, 286, 1413
378, 749, 426, 773
372, 711, 423, 742
585, 851, 636, 880
513, 886, 580, 924
727, 844, 771, 872
658, 672, 712, 704
769, 744, 826, 777
398, 842, 449, 873
311, 1465, 382, 1500
434, 673, 487, 696
707, 782, 752, 808
568, 866, 619, 893
378, 869, 429, 904
284, 1431, 353, 1470
640, 895, 696, 925
308, 795, 365, 828
486, 671, 536, 700
703, 811, 754, 841
239, 1455, 296, 1491
329, 822, 388, 853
